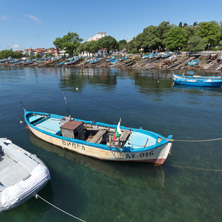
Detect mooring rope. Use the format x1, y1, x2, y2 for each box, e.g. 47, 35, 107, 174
171, 164, 222, 172
162, 137, 222, 143
35, 194, 86, 222
144, 129, 222, 143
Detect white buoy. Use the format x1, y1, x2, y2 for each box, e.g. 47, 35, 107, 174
20, 121, 23, 124
76, 87, 78, 91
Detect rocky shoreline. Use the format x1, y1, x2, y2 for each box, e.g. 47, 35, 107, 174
2, 54, 222, 71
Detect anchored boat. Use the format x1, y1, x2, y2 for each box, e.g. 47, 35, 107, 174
24, 110, 173, 165
173, 73, 222, 87
0, 138, 50, 212
188, 59, 200, 66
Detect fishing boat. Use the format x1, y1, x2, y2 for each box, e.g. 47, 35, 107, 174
168, 54, 177, 61
188, 59, 200, 66
64, 58, 78, 65
106, 56, 115, 62
0, 138, 50, 212
90, 58, 101, 64
161, 51, 173, 58
56, 61, 64, 66
110, 59, 118, 64
24, 110, 173, 165
173, 73, 222, 87
119, 56, 128, 61
173, 73, 222, 79
142, 53, 153, 59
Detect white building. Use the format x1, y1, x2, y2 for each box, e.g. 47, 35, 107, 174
88, 32, 106, 42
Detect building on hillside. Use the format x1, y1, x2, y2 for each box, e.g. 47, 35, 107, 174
97, 48, 108, 56
33, 48, 45, 57
23, 49, 34, 57
88, 32, 106, 42
126, 39, 133, 43
45, 48, 56, 56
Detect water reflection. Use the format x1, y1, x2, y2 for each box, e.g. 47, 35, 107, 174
29, 132, 165, 190
60, 68, 117, 92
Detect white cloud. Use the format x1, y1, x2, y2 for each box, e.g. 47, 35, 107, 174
0, 16, 9, 21
11, 44, 20, 50
26, 14, 41, 24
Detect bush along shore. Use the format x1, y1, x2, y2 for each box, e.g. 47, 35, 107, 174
1, 52, 222, 71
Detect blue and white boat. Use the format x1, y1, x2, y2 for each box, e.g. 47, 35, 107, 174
106, 56, 115, 62
110, 59, 118, 64
188, 59, 200, 66
64, 57, 78, 65
90, 58, 101, 64
56, 61, 64, 66
24, 110, 173, 165
119, 56, 129, 61
173, 74, 222, 87
142, 53, 153, 59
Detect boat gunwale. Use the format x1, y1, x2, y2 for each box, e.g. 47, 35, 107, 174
24, 110, 171, 153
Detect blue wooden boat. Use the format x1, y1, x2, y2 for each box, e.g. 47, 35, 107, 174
119, 56, 129, 61
24, 110, 173, 165
161, 52, 173, 58
173, 74, 222, 87
23, 59, 36, 65
188, 59, 200, 66
142, 53, 153, 59
56, 61, 64, 66
90, 58, 101, 64
110, 59, 118, 64
106, 56, 115, 62
64, 58, 78, 65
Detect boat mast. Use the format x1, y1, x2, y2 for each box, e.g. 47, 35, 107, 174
63, 93, 71, 120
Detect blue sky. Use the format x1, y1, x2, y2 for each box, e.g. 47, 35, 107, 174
0, 0, 222, 50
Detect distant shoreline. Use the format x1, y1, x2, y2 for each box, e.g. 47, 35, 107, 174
1, 53, 222, 72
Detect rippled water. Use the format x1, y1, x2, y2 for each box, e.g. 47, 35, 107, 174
0, 67, 222, 222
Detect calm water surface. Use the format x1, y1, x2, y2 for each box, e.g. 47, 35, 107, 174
0, 67, 222, 222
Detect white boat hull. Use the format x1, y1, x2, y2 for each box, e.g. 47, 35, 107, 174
28, 125, 172, 165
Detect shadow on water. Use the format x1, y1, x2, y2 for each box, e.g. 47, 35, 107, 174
29, 132, 165, 191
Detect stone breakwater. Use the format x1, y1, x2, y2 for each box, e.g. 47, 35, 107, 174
2, 54, 222, 71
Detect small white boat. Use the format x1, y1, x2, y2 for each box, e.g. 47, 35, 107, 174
0, 138, 50, 212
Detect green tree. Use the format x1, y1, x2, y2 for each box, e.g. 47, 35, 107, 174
142, 25, 161, 51
157, 21, 173, 49
197, 22, 220, 46
118, 39, 127, 51
53, 32, 83, 56
97, 36, 118, 53
135, 33, 146, 51
187, 35, 207, 52
184, 25, 198, 39
0, 50, 23, 59
163, 27, 187, 50
87, 40, 99, 54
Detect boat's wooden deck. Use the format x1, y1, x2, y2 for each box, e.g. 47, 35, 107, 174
0, 155, 30, 187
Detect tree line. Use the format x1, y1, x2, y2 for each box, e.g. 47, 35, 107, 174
0, 49, 23, 59
53, 21, 222, 56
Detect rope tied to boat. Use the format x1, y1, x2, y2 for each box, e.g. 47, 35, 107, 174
35, 194, 86, 222
162, 137, 222, 143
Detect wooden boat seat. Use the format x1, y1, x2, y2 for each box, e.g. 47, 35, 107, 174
120, 130, 131, 142
88, 129, 107, 143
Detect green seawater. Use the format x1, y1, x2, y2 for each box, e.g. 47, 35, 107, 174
0, 67, 222, 222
